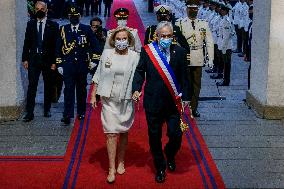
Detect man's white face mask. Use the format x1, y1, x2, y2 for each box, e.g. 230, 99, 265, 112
117, 20, 127, 27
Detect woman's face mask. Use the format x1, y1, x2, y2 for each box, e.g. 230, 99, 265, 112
159, 37, 173, 49
117, 20, 127, 27
115, 39, 128, 50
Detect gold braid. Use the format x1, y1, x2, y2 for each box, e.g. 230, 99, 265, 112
61, 26, 76, 55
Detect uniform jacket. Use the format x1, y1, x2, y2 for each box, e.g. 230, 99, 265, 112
22, 19, 59, 66
56, 23, 101, 73
176, 17, 214, 67
93, 49, 139, 100
217, 15, 235, 54
132, 44, 190, 113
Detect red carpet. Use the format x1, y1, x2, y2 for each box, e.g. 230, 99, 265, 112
0, 0, 225, 188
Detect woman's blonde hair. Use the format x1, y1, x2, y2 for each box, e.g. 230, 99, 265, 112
108, 27, 135, 48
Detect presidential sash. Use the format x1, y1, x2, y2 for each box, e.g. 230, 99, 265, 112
144, 42, 189, 132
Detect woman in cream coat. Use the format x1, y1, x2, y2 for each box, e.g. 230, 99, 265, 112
90, 27, 139, 183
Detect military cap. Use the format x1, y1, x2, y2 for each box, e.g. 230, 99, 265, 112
68, 6, 81, 16
114, 8, 129, 19
220, 3, 231, 11
154, 5, 172, 15
186, 0, 200, 8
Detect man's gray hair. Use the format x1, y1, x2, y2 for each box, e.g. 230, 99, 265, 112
155, 21, 173, 36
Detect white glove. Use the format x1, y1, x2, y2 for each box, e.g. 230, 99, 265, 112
208, 60, 214, 69
89, 62, 97, 70
57, 67, 63, 75
222, 49, 227, 55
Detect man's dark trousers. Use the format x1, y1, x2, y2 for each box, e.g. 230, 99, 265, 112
63, 63, 88, 118
26, 54, 52, 115
145, 109, 182, 171
222, 49, 232, 84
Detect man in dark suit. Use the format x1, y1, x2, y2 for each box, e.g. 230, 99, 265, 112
132, 21, 190, 183
56, 6, 101, 125
22, 1, 59, 122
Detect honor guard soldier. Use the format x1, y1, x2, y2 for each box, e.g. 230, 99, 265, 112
104, 8, 142, 52
176, 0, 214, 117
56, 6, 101, 125
144, 5, 189, 48
216, 4, 234, 86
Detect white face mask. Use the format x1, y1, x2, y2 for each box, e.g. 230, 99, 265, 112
115, 39, 128, 50
117, 20, 127, 27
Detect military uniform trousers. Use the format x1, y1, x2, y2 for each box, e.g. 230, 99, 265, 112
63, 62, 88, 118
145, 108, 182, 171
221, 49, 232, 85
187, 66, 202, 112
26, 54, 53, 115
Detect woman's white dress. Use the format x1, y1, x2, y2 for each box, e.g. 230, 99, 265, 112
100, 53, 134, 133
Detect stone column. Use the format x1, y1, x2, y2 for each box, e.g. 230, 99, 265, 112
0, 0, 28, 120
247, 0, 284, 119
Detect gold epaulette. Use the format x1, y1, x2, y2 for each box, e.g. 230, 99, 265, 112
92, 54, 101, 60
56, 58, 62, 64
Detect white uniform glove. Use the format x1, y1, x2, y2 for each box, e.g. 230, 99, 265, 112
89, 62, 97, 70
57, 67, 63, 75
208, 60, 214, 69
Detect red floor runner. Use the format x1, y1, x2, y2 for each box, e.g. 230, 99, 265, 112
0, 0, 225, 188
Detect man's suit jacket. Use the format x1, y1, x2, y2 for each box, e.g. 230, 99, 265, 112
132, 43, 190, 113
22, 19, 59, 66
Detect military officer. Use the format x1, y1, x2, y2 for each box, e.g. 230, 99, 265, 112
176, 0, 214, 117
143, 5, 188, 48
56, 6, 101, 124
104, 8, 142, 52
216, 4, 234, 86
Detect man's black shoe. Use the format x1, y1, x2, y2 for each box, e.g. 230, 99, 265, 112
78, 114, 85, 120
61, 117, 71, 125
216, 80, 229, 86
238, 53, 244, 57
155, 170, 166, 183
210, 74, 223, 79
192, 110, 200, 117
23, 114, 34, 122
44, 111, 51, 117
167, 160, 176, 172
205, 69, 216, 73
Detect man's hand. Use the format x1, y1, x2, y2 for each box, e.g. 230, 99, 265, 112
132, 91, 141, 102
22, 61, 29, 70
57, 67, 63, 75
51, 64, 56, 70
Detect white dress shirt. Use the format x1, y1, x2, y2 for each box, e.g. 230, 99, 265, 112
37, 17, 47, 40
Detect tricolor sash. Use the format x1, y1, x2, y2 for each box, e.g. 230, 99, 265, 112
144, 42, 189, 132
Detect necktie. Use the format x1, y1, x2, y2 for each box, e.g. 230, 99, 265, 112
191, 20, 195, 30
162, 49, 167, 57
73, 26, 77, 33
37, 21, 43, 53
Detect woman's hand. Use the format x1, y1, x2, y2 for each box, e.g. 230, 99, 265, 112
90, 95, 97, 109
91, 83, 98, 109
